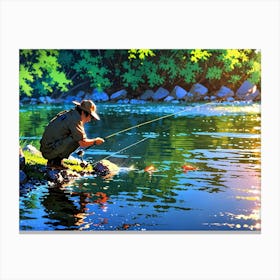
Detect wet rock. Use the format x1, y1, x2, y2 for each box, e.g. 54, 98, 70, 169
152, 87, 169, 101
236, 80, 260, 101
210, 96, 217, 101
164, 96, 175, 102
227, 97, 235, 102
140, 90, 154, 100
216, 86, 234, 100
130, 99, 146, 104
190, 83, 208, 101
45, 96, 54, 104
47, 169, 64, 183
110, 89, 127, 101
38, 96, 47, 104
117, 98, 129, 104
20, 170, 28, 184
21, 97, 31, 104
91, 88, 109, 102
30, 98, 38, 105
184, 92, 195, 102
23, 144, 41, 156
170, 86, 188, 100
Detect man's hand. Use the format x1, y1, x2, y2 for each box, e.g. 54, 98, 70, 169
94, 137, 105, 145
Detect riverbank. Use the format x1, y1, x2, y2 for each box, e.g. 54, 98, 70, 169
20, 80, 260, 106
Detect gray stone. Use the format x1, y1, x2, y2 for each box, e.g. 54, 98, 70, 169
171, 86, 187, 99
236, 80, 254, 99
45, 96, 54, 104
20, 170, 27, 184
190, 83, 208, 97
216, 86, 234, 99
38, 96, 46, 104
164, 96, 175, 102
244, 89, 260, 101
140, 90, 154, 100
91, 89, 109, 102
227, 97, 235, 102
210, 96, 217, 101
110, 89, 127, 101
47, 169, 64, 183
184, 92, 195, 102
204, 96, 210, 101
117, 98, 130, 104
130, 99, 146, 104
152, 87, 169, 101
23, 144, 41, 156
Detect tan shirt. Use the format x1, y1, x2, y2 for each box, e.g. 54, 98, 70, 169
41, 109, 86, 146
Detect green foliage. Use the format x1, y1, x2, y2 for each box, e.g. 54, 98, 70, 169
19, 49, 261, 99
206, 66, 223, 80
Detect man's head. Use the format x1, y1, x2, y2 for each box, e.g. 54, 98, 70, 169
73, 100, 100, 122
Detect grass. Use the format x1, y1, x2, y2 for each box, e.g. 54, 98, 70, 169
22, 150, 93, 180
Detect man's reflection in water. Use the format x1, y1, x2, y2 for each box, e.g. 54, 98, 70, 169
41, 183, 110, 230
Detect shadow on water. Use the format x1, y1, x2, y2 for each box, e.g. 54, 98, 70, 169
19, 102, 261, 231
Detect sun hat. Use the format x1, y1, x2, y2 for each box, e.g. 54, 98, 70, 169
73, 100, 100, 120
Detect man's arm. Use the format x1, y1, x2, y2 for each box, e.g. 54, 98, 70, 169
78, 137, 105, 148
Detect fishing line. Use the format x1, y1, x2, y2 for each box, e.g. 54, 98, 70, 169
104, 107, 190, 139
91, 137, 150, 165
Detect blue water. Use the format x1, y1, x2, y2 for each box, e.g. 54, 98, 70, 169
19, 102, 261, 231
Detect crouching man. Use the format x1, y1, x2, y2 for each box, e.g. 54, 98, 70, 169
40, 99, 104, 169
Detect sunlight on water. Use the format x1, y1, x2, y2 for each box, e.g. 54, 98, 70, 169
20, 102, 261, 231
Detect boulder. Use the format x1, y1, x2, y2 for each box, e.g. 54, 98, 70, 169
170, 86, 187, 100
45, 96, 54, 104
216, 86, 234, 100
164, 96, 175, 102
117, 98, 129, 104
152, 87, 169, 101
23, 144, 41, 156
210, 96, 217, 101
91, 88, 109, 102
20, 170, 28, 184
140, 90, 154, 100
244, 89, 260, 101
38, 96, 46, 104
227, 97, 235, 102
236, 80, 258, 100
110, 89, 127, 101
184, 92, 195, 102
189, 83, 208, 101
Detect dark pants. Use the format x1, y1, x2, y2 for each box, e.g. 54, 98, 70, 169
40, 136, 79, 160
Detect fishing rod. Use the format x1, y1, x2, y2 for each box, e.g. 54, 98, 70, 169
77, 107, 190, 158
90, 136, 150, 166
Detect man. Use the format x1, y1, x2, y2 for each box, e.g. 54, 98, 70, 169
40, 99, 104, 169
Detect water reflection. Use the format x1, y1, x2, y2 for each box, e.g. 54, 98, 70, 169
20, 103, 261, 231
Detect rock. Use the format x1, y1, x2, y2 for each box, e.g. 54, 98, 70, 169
227, 97, 235, 102
45, 96, 54, 104
204, 96, 210, 101
30, 98, 38, 105
164, 96, 175, 102
110, 89, 127, 101
76, 90, 86, 99
210, 96, 217, 101
216, 86, 234, 100
23, 144, 41, 156
65, 95, 78, 103
130, 99, 146, 104
38, 96, 46, 104
184, 92, 195, 102
170, 86, 187, 100
152, 87, 169, 101
244, 89, 260, 101
21, 97, 31, 104
171, 100, 180, 104
47, 169, 64, 183
236, 80, 258, 100
19, 148, 25, 169
140, 90, 154, 100
91, 88, 109, 102
20, 170, 28, 184
117, 98, 130, 104
190, 83, 208, 101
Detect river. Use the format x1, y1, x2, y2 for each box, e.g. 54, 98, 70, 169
19, 102, 261, 231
